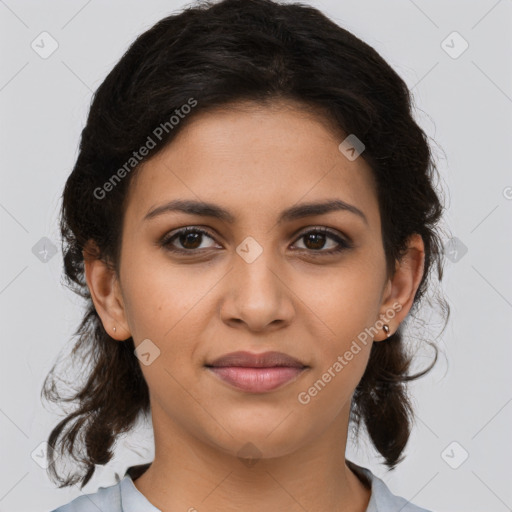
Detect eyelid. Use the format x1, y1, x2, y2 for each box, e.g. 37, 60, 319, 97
159, 226, 220, 249
160, 225, 352, 254
291, 226, 353, 251
292, 225, 349, 242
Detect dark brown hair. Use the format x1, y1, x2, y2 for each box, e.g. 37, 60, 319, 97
42, 0, 450, 489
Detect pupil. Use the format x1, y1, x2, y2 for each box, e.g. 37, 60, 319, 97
305, 233, 325, 250
181, 232, 201, 249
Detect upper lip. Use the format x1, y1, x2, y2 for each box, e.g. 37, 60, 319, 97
206, 351, 307, 368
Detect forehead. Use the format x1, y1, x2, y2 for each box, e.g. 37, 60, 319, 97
124, 101, 380, 229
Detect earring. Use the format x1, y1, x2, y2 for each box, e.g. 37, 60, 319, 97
113, 326, 117, 333
383, 324, 391, 338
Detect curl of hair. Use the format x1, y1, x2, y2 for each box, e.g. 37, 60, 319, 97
41, 0, 450, 489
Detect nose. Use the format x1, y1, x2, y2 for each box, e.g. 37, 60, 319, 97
219, 247, 295, 333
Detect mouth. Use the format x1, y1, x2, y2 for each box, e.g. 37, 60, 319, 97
205, 366, 308, 393
204, 351, 309, 393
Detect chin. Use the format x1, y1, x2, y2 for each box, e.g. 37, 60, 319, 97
205, 424, 306, 461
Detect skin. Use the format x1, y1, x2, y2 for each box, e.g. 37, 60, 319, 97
84, 99, 425, 512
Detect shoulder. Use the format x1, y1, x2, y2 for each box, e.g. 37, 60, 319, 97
347, 460, 434, 512
49, 479, 122, 512
368, 472, 433, 511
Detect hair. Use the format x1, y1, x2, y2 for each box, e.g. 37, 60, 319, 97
41, 0, 450, 489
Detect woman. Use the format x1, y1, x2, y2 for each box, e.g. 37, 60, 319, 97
44, 0, 448, 510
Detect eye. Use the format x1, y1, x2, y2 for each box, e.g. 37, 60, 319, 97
291, 227, 352, 255
160, 227, 220, 253
160, 226, 352, 256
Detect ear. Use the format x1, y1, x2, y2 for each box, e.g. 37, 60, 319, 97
82, 240, 131, 341
374, 233, 425, 341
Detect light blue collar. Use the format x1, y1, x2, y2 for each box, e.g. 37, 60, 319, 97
119, 474, 161, 512
118, 461, 430, 512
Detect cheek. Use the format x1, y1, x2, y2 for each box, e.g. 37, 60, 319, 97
297, 258, 384, 332
293, 256, 384, 392
120, 250, 201, 339
296, 285, 376, 420
120, 254, 218, 381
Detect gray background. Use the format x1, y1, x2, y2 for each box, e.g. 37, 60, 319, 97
1, 0, 511, 511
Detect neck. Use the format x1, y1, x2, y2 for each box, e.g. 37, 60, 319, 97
132, 401, 371, 512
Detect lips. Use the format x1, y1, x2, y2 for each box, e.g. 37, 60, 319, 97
205, 351, 309, 393
205, 350, 307, 369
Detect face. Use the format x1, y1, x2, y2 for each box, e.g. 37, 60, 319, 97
87, 100, 422, 462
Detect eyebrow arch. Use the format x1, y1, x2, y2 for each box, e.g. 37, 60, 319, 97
144, 198, 368, 226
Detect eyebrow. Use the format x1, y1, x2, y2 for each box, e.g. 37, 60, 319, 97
144, 198, 368, 226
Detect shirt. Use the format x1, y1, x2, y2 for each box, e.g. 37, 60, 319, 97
49, 460, 433, 511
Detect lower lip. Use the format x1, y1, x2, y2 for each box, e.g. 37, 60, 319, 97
206, 366, 307, 393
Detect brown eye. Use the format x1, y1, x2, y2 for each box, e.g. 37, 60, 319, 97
301, 232, 330, 250
161, 227, 218, 253
292, 228, 352, 255
159, 226, 352, 257
178, 231, 203, 250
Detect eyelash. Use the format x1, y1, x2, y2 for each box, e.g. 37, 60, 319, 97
159, 226, 353, 256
